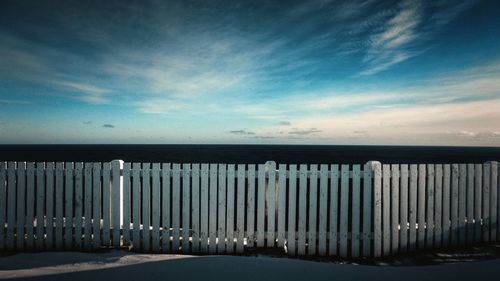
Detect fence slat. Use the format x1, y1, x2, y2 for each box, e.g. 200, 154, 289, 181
132, 163, 141, 251
102, 162, 111, 247
216, 164, 226, 253
35, 162, 46, 250
161, 163, 171, 253
256, 164, 265, 247
210, 164, 219, 253
426, 164, 435, 248
226, 164, 235, 253
26, 162, 35, 250
434, 165, 443, 248
182, 164, 191, 253
267, 161, 276, 247
417, 164, 426, 249
382, 164, 390, 256
373, 162, 382, 257
451, 164, 459, 245
277, 164, 287, 248
152, 163, 161, 253
45, 162, 55, 250
246, 164, 256, 248
83, 163, 92, 250
288, 165, 297, 256
399, 164, 408, 253
111, 160, 121, 247
74, 163, 83, 249
308, 164, 318, 255
482, 162, 491, 242
408, 164, 417, 251
64, 162, 74, 250
297, 164, 307, 256
351, 164, 361, 257
92, 163, 102, 249
16, 162, 26, 250
466, 164, 474, 243
142, 163, 151, 251
236, 164, 245, 253
6, 162, 16, 250
390, 164, 399, 254
172, 163, 181, 252
122, 163, 131, 247
362, 163, 372, 257
318, 164, 328, 256
490, 162, 498, 241
0, 162, 5, 250
442, 165, 451, 247
474, 164, 482, 242
340, 164, 349, 257
458, 164, 467, 244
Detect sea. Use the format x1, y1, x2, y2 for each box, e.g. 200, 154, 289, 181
1, 145, 500, 164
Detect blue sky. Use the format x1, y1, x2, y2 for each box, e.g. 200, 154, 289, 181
1, 0, 500, 145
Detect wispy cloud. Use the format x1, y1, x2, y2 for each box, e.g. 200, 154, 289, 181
103, 124, 115, 128
229, 130, 255, 135
0, 99, 31, 105
289, 128, 322, 135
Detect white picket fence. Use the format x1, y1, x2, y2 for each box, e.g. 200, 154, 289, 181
0, 160, 499, 258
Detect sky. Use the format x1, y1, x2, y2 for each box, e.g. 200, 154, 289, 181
0, 0, 500, 145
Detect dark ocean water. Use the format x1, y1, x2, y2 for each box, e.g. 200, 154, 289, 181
1, 145, 500, 164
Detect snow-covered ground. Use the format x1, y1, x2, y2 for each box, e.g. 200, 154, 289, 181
1, 250, 500, 281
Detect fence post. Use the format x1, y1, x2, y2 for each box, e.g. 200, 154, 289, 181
369, 161, 382, 257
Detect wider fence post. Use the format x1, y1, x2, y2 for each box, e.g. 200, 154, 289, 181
369, 161, 382, 258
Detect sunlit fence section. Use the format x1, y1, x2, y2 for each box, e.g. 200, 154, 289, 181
0, 160, 498, 258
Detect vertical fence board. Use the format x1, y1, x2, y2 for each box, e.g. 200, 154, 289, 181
382, 164, 390, 256
190, 164, 200, 253
182, 164, 191, 253
267, 161, 276, 247
434, 165, 443, 248
83, 163, 92, 250
318, 164, 328, 256
216, 164, 226, 253
256, 164, 265, 248
474, 164, 482, 242
26, 163, 35, 250
172, 164, 181, 252
111, 161, 121, 247
483, 163, 491, 242
351, 165, 361, 257
226, 164, 235, 253
417, 164, 426, 249
102, 162, 111, 247
408, 164, 417, 251
308, 165, 318, 255
246, 165, 256, 248
458, 164, 467, 244
399, 164, 408, 253
210, 164, 219, 253
442, 165, 451, 247
122, 163, 131, 247
35, 163, 46, 250
16, 162, 26, 250
142, 163, 151, 251
426, 164, 435, 248
64, 162, 73, 250
373, 162, 382, 257
236, 164, 245, 253
390, 164, 399, 254
339, 165, 349, 257
298, 164, 307, 256
362, 163, 372, 257
152, 163, 161, 253
277, 164, 287, 248
55, 162, 64, 250
6, 162, 16, 250
0, 162, 5, 250
451, 164, 459, 245
132, 163, 141, 251
45, 162, 54, 250
74, 163, 83, 249
288, 165, 297, 256
161, 163, 171, 253
92, 163, 102, 249
490, 162, 498, 240
466, 164, 474, 243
